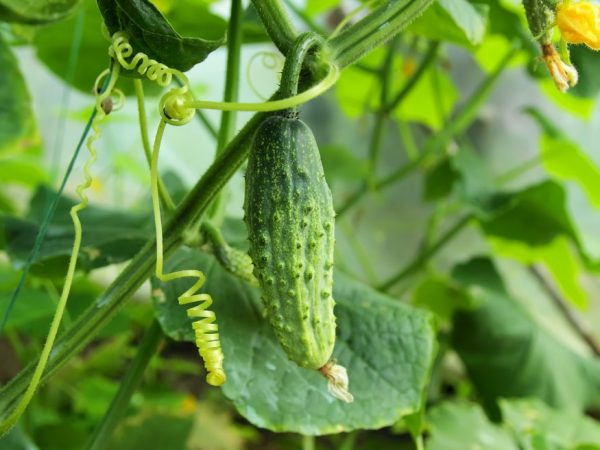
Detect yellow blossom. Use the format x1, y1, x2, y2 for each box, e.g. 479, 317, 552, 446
556, 1, 600, 50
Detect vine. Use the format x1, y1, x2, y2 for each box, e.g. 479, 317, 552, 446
0, 64, 122, 434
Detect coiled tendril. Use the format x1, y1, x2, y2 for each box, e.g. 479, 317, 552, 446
0, 64, 122, 434
150, 121, 226, 386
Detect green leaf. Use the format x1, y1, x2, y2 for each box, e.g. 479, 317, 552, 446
534, 123, 600, 210
480, 180, 576, 247
0, 425, 39, 450
427, 401, 517, 450
427, 399, 600, 450
305, 0, 338, 17
489, 237, 589, 310
0, 0, 80, 24
150, 0, 267, 45
34, 0, 115, 94
152, 248, 437, 434
0, 157, 49, 186
500, 398, 600, 449
393, 64, 458, 131
539, 79, 596, 119
0, 34, 40, 156
1, 186, 152, 277
569, 45, 600, 99
335, 48, 458, 130
97, 0, 224, 72
451, 257, 600, 411
408, 0, 489, 48
412, 275, 474, 323
423, 159, 458, 202
320, 145, 368, 183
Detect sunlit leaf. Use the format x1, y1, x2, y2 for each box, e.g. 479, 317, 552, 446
97, 0, 224, 72
0, 0, 80, 24
0, 34, 40, 156
152, 248, 437, 434
409, 0, 488, 47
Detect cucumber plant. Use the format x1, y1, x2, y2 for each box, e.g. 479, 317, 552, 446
1, 0, 600, 449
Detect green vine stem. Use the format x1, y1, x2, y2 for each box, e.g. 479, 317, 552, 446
85, 320, 163, 450
0, 110, 265, 427
210, 0, 243, 224
175, 78, 218, 139
0, 33, 334, 427
336, 45, 517, 217
366, 36, 399, 187
0, 64, 115, 335
383, 41, 439, 113
378, 215, 472, 291
279, 32, 326, 102
251, 0, 298, 55
328, 0, 435, 68
134, 79, 176, 211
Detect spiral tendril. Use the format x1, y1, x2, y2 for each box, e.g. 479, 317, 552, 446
0, 64, 121, 435
150, 120, 226, 386
246, 51, 284, 100
110, 32, 175, 87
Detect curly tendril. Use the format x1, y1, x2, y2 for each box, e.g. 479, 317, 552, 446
246, 51, 284, 100
109, 31, 190, 88
0, 64, 121, 434
150, 121, 226, 386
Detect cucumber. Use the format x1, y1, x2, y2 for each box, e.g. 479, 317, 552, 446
244, 114, 336, 370
523, 0, 556, 43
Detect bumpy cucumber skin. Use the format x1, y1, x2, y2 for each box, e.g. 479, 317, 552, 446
244, 115, 336, 370
523, 0, 556, 43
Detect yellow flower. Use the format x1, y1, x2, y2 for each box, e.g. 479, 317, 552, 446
556, 1, 600, 50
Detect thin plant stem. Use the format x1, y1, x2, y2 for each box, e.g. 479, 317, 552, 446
379, 215, 472, 291
210, 0, 243, 224
340, 431, 358, 450
174, 77, 218, 139
366, 37, 398, 187
529, 266, 600, 358
50, 9, 86, 179
302, 435, 315, 450
0, 64, 114, 335
251, 0, 298, 55
282, 0, 326, 34
340, 221, 379, 286
384, 41, 439, 113
134, 80, 176, 212
336, 46, 517, 217
85, 320, 164, 450
398, 120, 418, 160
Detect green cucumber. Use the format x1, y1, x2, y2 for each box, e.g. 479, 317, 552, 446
244, 114, 336, 370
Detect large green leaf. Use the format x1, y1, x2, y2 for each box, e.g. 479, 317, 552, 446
0, 34, 40, 157
152, 248, 437, 434
427, 401, 517, 450
0, 0, 80, 24
97, 0, 224, 72
0, 425, 39, 450
0, 186, 152, 277
569, 45, 600, 99
34, 0, 122, 94
479, 180, 576, 247
426, 399, 600, 450
450, 257, 600, 411
408, 0, 489, 48
501, 398, 600, 449
334, 47, 458, 131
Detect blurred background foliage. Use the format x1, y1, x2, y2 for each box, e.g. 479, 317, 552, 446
2, 0, 600, 449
